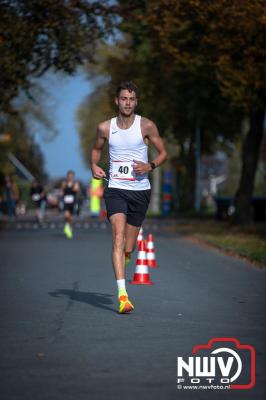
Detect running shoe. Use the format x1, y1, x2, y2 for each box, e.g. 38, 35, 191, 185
64, 223, 73, 239
118, 295, 134, 314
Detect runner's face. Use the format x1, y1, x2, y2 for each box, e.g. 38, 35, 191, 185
67, 173, 74, 182
116, 90, 137, 116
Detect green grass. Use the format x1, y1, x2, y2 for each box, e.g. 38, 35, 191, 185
194, 232, 266, 265
174, 220, 266, 267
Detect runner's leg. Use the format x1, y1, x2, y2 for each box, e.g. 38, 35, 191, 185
64, 209, 73, 238
40, 200, 46, 221
125, 189, 151, 260
124, 223, 141, 265
35, 207, 41, 224
110, 212, 134, 313
110, 213, 126, 279
64, 209, 71, 223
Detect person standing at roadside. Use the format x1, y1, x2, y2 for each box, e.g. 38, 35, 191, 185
3, 175, 19, 220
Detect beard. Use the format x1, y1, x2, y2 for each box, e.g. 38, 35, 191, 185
120, 108, 134, 117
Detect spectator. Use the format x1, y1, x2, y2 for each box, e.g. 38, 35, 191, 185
3, 175, 19, 220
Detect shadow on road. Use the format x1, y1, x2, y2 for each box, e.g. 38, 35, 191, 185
49, 289, 117, 313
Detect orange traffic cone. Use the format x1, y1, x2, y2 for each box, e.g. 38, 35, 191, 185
136, 226, 143, 246
146, 234, 158, 268
130, 240, 154, 285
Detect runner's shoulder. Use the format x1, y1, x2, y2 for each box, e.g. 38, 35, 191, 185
97, 119, 111, 138
140, 117, 158, 136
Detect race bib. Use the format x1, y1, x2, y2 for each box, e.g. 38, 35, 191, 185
111, 161, 136, 181
64, 195, 74, 204
32, 194, 41, 201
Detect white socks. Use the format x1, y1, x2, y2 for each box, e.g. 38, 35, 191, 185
117, 279, 127, 297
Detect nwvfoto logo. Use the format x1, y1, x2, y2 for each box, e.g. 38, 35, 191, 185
177, 338, 256, 390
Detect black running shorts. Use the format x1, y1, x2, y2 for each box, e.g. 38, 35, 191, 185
103, 187, 151, 227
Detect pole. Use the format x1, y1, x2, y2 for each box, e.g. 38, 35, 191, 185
8, 153, 35, 182
195, 127, 201, 211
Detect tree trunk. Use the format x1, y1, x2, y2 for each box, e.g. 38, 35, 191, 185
149, 149, 161, 214
234, 108, 265, 224
179, 135, 196, 211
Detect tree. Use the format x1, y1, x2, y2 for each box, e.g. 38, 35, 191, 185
0, 0, 115, 187
0, 81, 59, 184
115, 0, 266, 222
0, 111, 47, 182
77, 83, 113, 168
148, 0, 266, 222
0, 0, 113, 112
76, 0, 265, 220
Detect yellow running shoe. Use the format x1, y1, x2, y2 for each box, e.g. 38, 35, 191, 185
118, 295, 134, 314
64, 223, 73, 239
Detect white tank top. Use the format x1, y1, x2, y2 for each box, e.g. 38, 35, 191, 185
108, 114, 151, 190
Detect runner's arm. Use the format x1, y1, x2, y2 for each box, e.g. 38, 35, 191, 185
60, 181, 66, 197
133, 119, 167, 175
74, 182, 80, 193
146, 120, 168, 169
90, 123, 108, 179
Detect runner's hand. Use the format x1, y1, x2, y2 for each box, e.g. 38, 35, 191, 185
91, 165, 106, 179
133, 160, 151, 175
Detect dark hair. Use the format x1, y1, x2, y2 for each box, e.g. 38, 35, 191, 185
116, 81, 138, 97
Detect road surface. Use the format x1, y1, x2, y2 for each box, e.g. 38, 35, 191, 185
0, 222, 265, 399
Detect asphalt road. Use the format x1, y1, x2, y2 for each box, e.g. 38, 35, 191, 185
0, 224, 265, 400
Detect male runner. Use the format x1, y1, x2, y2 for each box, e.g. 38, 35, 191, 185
90, 82, 167, 313
61, 170, 80, 239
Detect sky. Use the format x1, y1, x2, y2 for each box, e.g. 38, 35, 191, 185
36, 71, 93, 184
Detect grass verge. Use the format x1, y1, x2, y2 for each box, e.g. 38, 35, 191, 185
175, 219, 266, 268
